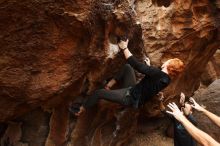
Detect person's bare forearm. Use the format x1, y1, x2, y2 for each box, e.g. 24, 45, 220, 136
122, 48, 133, 59
106, 79, 116, 88
190, 98, 220, 128
167, 102, 220, 146
202, 108, 220, 128
180, 116, 220, 146
190, 97, 220, 127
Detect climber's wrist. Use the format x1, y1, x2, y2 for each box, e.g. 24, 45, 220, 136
120, 47, 128, 51
105, 84, 111, 90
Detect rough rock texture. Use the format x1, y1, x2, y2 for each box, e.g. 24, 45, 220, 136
201, 49, 220, 85
0, 0, 140, 122
136, 0, 220, 117
0, 0, 220, 145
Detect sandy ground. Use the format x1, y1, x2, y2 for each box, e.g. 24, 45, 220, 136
130, 131, 173, 146
128, 117, 174, 146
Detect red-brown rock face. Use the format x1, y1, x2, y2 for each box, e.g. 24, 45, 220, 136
0, 0, 141, 122
201, 49, 220, 85
136, 0, 220, 117
0, 0, 220, 145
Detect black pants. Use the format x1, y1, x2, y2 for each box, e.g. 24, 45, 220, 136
83, 64, 136, 109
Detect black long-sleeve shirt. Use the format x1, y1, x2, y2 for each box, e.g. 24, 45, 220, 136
127, 56, 171, 108
162, 110, 197, 146
174, 114, 197, 146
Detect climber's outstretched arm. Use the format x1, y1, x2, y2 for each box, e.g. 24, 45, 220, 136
167, 102, 220, 146
118, 39, 161, 76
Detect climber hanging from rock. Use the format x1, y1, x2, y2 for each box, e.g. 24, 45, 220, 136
73, 38, 185, 116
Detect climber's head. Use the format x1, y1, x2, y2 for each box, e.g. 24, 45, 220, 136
161, 58, 184, 77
